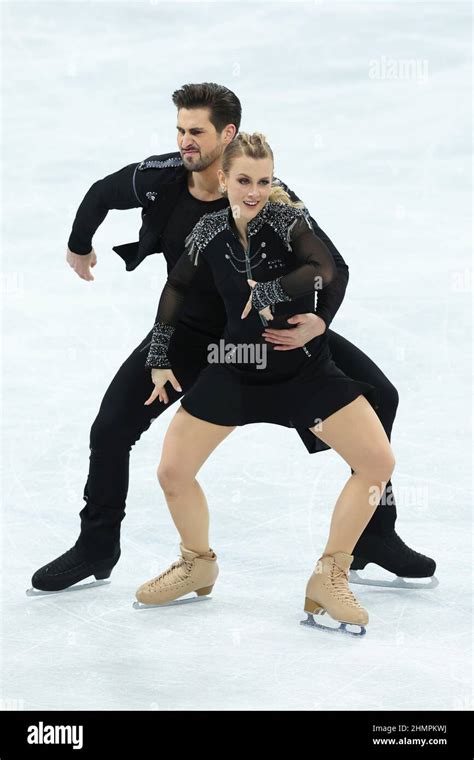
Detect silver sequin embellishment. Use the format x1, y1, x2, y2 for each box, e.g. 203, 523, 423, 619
138, 157, 183, 170
185, 203, 310, 265
251, 277, 292, 311
145, 322, 176, 368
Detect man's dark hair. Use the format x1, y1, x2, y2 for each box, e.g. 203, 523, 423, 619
172, 82, 242, 134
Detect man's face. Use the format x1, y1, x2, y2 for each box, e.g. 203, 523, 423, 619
176, 107, 226, 172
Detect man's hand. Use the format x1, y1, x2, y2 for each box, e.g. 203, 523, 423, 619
144, 368, 182, 406
262, 313, 327, 351
66, 247, 97, 281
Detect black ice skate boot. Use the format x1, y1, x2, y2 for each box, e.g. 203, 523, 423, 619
350, 530, 438, 588
29, 542, 121, 593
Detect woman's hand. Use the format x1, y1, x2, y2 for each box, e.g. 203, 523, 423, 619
241, 279, 273, 321
144, 368, 182, 406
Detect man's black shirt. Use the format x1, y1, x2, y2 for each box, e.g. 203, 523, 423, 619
160, 183, 228, 336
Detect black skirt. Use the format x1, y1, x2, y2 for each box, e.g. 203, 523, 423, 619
179, 335, 380, 454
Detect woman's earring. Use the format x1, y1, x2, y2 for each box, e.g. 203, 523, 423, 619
219, 185, 227, 195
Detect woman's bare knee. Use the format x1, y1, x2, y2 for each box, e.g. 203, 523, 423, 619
157, 461, 192, 498
356, 447, 396, 485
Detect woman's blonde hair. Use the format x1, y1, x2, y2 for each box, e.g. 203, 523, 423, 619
221, 132, 305, 208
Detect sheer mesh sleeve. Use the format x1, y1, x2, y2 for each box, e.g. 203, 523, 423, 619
250, 215, 337, 311
272, 177, 349, 328
309, 216, 349, 329
145, 243, 200, 369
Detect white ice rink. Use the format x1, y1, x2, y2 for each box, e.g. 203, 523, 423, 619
1, 1, 472, 711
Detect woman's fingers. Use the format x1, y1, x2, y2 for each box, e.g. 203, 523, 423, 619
167, 371, 182, 393
242, 299, 273, 321
145, 369, 182, 405
146, 385, 168, 405
159, 387, 169, 404
241, 294, 252, 319
144, 384, 162, 406
260, 306, 273, 321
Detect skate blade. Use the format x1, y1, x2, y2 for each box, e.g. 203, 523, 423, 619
300, 613, 366, 637
349, 570, 439, 589
132, 593, 212, 610
25, 579, 111, 597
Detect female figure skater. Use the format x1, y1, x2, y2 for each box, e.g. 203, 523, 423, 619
136, 133, 395, 634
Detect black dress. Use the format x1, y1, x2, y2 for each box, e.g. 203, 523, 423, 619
146, 202, 378, 452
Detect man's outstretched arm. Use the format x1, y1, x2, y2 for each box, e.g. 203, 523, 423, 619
66, 160, 155, 280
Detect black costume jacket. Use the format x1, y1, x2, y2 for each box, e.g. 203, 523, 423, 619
145, 202, 337, 370
68, 151, 349, 331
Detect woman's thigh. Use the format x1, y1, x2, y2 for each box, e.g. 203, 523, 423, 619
159, 406, 236, 480
310, 395, 395, 481
326, 330, 399, 438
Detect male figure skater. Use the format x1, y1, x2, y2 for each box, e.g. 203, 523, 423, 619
31, 83, 436, 592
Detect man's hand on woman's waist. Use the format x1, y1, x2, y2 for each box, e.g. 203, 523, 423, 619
262, 313, 327, 351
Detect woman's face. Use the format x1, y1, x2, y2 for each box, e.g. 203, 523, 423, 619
219, 155, 273, 224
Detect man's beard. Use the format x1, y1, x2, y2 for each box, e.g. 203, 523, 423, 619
181, 143, 221, 172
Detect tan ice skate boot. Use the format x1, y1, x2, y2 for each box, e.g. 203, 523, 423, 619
134, 543, 218, 607
301, 552, 368, 636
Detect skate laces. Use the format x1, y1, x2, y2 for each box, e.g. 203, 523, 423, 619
331, 564, 363, 608
149, 555, 194, 588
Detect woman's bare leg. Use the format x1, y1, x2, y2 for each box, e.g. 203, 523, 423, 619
157, 406, 235, 554
309, 395, 395, 556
